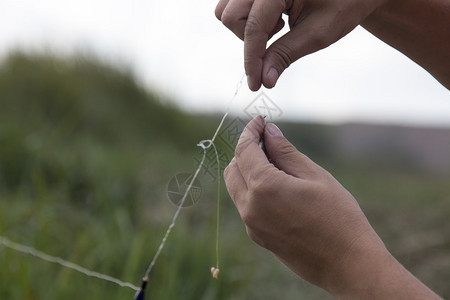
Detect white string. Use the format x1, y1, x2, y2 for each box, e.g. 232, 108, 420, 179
211, 74, 245, 143
143, 73, 245, 279
210, 141, 221, 269
143, 147, 207, 278
0, 73, 246, 293
0, 235, 139, 291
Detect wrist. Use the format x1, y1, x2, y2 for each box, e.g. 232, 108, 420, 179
326, 232, 442, 299
324, 230, 390, 298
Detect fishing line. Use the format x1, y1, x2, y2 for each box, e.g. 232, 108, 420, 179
0, 235, 139, 291
134, 74, 246, 299
144, 74, 244, 278
0, 73, 246, 299
211, 141, 221, 272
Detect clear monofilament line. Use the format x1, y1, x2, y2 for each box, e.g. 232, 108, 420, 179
211, 74, 245, 143
143, 146, 208, 278
142, 73, 246, 280
0, 73, 247, 294
210, 142, 221, 269
0, 235, 139, 291
211, 73, 244, 269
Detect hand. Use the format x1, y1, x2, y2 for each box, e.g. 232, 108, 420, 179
224, 115, 385, 292
215, 0, 386, 91
224, 116, 442, 299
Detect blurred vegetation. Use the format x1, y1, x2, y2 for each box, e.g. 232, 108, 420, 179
0, 52, 449, 299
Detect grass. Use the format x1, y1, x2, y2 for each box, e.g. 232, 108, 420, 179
0, 51, 449, 299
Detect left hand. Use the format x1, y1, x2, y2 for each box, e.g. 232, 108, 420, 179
215, 0, 386, 91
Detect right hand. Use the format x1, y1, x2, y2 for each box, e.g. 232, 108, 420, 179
224, 116, 442, 299
224, 116, 389, 294
215, 0, 387, 91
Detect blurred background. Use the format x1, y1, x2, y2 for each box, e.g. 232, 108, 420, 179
0, 1, 449, 299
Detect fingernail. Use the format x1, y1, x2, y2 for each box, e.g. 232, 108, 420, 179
247, 75, 258, 91
256, 115, 266, 124
266, 68, 279, 87
266, 123, 283, 136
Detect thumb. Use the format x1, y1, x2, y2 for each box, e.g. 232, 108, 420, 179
261, 16, 330, 88
264, 123, 317, 179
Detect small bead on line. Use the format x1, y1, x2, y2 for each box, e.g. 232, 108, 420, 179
211, 267, 219, 279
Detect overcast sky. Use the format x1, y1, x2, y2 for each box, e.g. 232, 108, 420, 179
1, 0, 449, 127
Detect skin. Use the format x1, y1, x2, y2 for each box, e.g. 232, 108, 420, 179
217, 0, 448, 296
215, 0, 450, 90
362, 0, 450, 89
224, 116, 442, 299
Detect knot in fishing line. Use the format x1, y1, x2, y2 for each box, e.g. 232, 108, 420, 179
197, 139, 213, 150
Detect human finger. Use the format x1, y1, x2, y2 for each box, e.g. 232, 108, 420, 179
244, 0, 286, 91
220, 0, 254, 40
263, 123, 319, 179
262, 12, 353, 88
215, 0, 229, 20
224, 157, 248, 208
268, 17, 285, 40
235, 115, 272, 185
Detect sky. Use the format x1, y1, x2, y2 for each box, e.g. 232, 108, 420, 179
1, 0, 449, 127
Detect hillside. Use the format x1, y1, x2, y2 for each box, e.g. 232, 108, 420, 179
280, 122, 450, 175
0, 52, 449, 299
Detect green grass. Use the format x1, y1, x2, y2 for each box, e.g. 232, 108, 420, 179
0, 51, 449, 299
